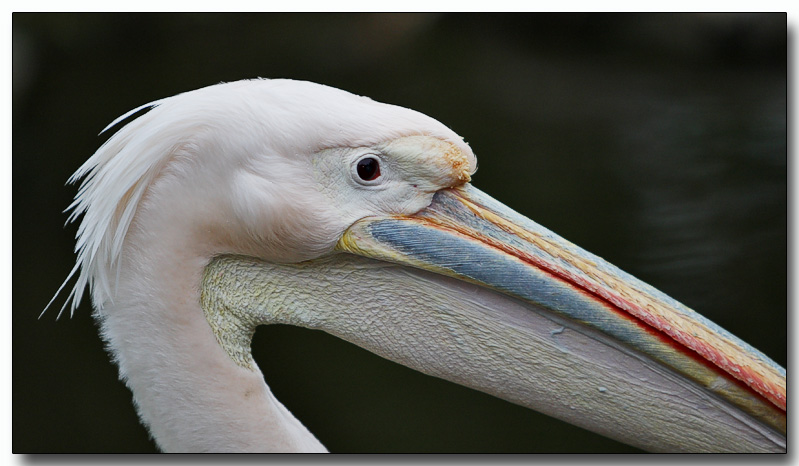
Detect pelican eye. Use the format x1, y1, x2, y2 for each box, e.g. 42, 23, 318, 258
356, 156, 381, 182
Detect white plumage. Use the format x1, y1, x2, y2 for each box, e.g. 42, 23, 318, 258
57, 78, 475, 317
55, 79, 476, 451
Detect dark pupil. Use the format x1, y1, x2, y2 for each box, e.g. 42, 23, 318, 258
357, 157, 381, 181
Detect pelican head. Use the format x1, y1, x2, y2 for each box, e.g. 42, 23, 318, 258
55, 79, 785, 452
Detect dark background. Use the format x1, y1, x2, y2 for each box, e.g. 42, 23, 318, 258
13, 13, 786, 453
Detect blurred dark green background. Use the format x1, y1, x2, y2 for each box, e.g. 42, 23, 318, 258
13, 13, 786, 453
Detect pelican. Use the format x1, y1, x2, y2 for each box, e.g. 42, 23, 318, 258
50, 78, 785, 453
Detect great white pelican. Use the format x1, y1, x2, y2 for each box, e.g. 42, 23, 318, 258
50, 78, 786, 453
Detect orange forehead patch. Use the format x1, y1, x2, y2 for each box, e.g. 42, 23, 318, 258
442, 142, 472, 184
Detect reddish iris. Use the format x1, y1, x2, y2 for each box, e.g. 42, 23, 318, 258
357, 157, 381, 181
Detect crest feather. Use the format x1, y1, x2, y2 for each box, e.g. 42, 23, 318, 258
44, 93, 186, 317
